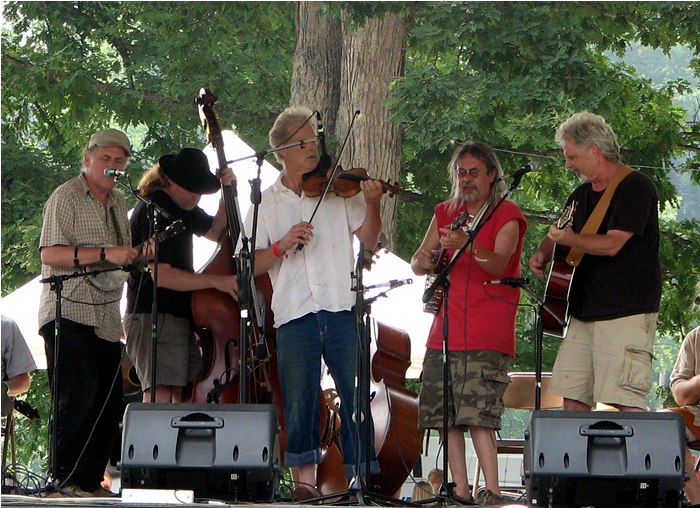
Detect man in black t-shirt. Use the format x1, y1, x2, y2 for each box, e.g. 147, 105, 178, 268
124, 148, 238, 403
529, 112, 661, 412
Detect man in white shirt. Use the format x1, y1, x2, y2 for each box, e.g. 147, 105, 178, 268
245, 106, 383, 500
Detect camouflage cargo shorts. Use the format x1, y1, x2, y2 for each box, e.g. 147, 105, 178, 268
418, 348, 511, 430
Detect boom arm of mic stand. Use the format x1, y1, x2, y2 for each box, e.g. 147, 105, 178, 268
116, 178, 173, 221
519, 283, 566, 330
362, 282, 406, 310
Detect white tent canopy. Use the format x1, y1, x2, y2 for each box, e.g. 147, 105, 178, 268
1, 131, 432, 377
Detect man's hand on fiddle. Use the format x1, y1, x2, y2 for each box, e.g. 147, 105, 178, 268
360, 179, 384, 206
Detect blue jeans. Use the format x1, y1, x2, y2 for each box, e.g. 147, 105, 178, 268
276, 310, 379, 479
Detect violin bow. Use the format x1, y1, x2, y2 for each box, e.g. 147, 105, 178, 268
296, 110, 360, 251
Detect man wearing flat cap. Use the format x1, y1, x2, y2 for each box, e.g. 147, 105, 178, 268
38, 128, 144, 497
124, 148, 238, 403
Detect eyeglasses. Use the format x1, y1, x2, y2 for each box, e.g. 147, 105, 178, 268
455, 167, 487, 179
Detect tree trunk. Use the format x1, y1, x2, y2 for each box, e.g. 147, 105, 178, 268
339, 11, 406, 249
292, 2, 407, 249
291, 2, 342, 137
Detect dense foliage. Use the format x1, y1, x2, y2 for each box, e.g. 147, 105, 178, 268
3, 0, 700, 472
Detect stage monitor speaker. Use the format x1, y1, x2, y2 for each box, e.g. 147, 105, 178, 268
119, 403, 280, 502
523, 410, 685, 508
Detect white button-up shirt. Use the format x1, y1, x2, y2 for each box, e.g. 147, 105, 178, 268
243, 175, 366, 328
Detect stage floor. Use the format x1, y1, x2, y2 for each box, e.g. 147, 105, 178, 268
0, 493, 528, 508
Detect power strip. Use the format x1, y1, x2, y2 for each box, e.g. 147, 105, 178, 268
121, 488, 195, 504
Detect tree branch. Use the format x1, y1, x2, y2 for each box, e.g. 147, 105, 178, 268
573, 2, 645, 27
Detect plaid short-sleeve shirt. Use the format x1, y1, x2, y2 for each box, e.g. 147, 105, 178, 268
38, 174, 131, 342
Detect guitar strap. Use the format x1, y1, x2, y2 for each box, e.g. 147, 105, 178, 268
564, 164, 634, 267
109, 206, 125, 246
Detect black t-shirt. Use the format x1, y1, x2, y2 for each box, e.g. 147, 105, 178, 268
125, 190, 213, 320
566, 170, 661, 321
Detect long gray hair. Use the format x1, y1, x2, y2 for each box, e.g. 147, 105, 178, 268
446, 141, 506, 216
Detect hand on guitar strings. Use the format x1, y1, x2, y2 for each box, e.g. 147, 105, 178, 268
438, 226, 472, 251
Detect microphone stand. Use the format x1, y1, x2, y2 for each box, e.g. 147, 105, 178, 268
146, 202, 161, 402
307, 246, 413, 507
233, 152, 267, 403
115, 176, 168, 403
209, 144, 294, 404
514, 281, 566, 410
351, 242, 372, 504
40, 264, 133, 487
422, 176, 523, 504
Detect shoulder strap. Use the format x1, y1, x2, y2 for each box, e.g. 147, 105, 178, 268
565, 165, 634, 267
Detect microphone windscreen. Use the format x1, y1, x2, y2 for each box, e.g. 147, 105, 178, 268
319, 154, 332, 171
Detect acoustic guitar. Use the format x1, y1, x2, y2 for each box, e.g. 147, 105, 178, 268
542, 202, 578, 338
89, 219, 186, 291
423, 211, 471, 314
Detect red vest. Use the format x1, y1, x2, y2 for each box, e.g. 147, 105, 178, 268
426, 200, 527, 355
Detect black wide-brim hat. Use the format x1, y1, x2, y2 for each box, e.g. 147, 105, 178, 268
159, 148, 220, 195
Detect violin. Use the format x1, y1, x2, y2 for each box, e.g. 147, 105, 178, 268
301, 165, 401, 199
295, 110, 398, 252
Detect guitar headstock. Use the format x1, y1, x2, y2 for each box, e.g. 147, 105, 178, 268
557, 201, 578, 230
451, 211, 472, 230
161, 219, 187, 240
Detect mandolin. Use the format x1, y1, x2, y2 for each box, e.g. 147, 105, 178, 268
423, 211, 472, 314
542, 202, 578, 337
89, 219, 186, 291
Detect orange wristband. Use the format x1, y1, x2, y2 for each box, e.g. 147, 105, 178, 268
272, 241, 283, 258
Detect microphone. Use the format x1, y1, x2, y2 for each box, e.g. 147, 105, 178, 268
104, 167, 126, 178
485, 277, 529, 287
121, 263, 149, 273
255, 343, 269, 360
365, 278, 413, 290
316, 111, 332, 171
13, 399, 40, 420
497, 162, 539, 182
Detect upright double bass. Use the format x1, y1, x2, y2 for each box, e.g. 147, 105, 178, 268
187, 88, 280, 410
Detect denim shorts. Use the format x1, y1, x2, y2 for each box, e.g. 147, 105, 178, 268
276, 310, 379, 478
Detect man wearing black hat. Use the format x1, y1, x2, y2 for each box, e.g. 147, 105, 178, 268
125, 148, 237, 404
39, 128, 143, 497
